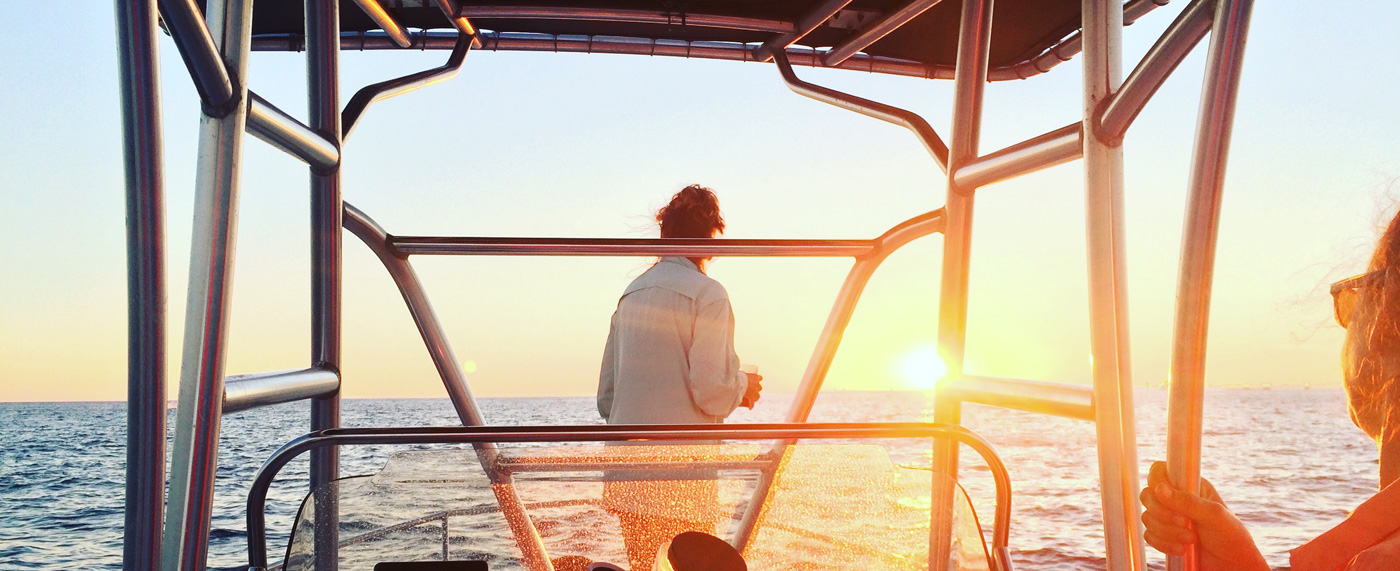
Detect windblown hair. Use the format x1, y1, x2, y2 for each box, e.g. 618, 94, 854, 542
1355, 210, 1400, 443
657, 185, 725, 239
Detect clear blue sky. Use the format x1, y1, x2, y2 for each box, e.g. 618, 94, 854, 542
2, 1, 1399, 401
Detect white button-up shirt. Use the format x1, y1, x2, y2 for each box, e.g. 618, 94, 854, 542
597, 257, 747, 424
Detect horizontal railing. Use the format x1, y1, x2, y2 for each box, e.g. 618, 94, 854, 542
223, 367, 340, 414
246, 92, 340, 171
954, 123, 1083, 189
944, 375, 1095, 421
246, 422, 1013, 570
391, 236, 878, 257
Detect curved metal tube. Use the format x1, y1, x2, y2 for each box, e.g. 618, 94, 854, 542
773, 51, 950, 172
341, 34, 473, 140
343, 203, 486, 426
342, 203, 553, 571
1166, 0, 1254, 570
733, 209, 945, 551
246, 422, 1012, 569
158, 0, 237, 114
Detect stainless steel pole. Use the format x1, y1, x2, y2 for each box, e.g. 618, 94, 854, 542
160, 0, 253, 567
116, 1, 166, 569
307, 0, 344, 569
1082, 0, 1144, 569
931, 0, 993, 568
1166, 1, 1253, 570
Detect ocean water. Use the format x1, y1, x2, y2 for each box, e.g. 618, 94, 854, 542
0, 389, 1380, 570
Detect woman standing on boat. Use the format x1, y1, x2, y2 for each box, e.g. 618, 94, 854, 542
596, 184, 762, 570
1141, 212, 1400, 570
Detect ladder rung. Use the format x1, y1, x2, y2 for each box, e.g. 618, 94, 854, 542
945, 375, 1094, 421
224, 367, 340, 413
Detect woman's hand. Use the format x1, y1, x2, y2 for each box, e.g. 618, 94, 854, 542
1140, 461, 1270, 571
740, 372, 762, 408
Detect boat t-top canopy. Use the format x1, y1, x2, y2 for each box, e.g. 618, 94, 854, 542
230, 0, 1166, 80
117, 0, 1254, 570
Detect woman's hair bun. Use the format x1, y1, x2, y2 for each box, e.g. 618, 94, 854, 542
657, 184, 725, 239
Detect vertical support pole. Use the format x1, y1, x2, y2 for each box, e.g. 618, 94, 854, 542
116, 0, 166, 569
930, 0, 993, 568
1166, 1, 1253, 570
160, 0, 252, 568
307, 0, 344, 569
1082, 0, 1144, 570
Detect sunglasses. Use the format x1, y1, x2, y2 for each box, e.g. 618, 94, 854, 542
1331, 270, 1389, 328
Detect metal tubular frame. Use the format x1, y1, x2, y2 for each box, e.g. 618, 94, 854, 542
248, 0, 1164, 84
773, 51, 949, 172
342, 204, 554, 571
255, 31, 953, 79
944, 376, 1095, 420
929, 0, 992, 568
393, 236, 876, 257
160, 0, 253, 567
158, 0, 239, 114
953, 123, 1083, 189
1099, 0, 1215, 142
754, 0, 853, 61
246, 423, 1013, 570
342, 204, 491, 425
458, 6, 794, 34
117, 1, 166, 569
823, 0, 947, 67
246, 92, 340, 171
223, 367, 341, 414
348, 0, 412, 48
1081, 0, 1144, 569
306, 1, 344, 569
998, 0, 1170, 80
113, 0, 1263, 567
732, 209, 945, 550
341, 34, 472, 140
431, 0, 483, 45
1165, 1, 1253, 570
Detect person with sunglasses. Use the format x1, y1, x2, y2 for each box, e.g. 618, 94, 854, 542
1139, 218, 1400, 570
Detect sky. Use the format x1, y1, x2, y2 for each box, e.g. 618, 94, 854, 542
2, 2, 1400, 403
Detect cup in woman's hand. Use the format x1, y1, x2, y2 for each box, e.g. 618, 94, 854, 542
740, 365, 762, 408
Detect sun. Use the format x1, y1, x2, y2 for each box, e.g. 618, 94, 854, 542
899, 346, 947, 390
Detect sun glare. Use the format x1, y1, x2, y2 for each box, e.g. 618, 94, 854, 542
899, 346, 947, 390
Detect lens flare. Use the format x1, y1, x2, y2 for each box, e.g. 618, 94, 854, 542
898, 346, 946, 390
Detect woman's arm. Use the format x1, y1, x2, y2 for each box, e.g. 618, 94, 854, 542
1140, 461, 1269, 571
597, 312, 618, 421
686, 298, 746, 418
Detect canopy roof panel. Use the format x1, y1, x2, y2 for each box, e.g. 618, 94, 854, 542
230, 0, 1157, 80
